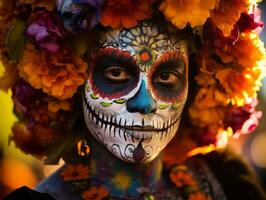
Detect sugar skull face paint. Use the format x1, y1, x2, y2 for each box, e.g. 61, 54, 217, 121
83, 21, 188, 163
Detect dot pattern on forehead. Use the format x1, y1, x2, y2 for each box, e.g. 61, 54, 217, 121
96, 21, 187, 72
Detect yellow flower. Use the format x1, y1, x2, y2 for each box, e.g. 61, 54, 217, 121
159, 0, 217, 29
0, 58, 19, 91
210, 0, 248, 36
111, 171, 131, 190
18, 44, 87, 100
216, 68, 261, 105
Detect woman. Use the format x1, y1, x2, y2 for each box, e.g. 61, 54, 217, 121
1, 0, 266, 199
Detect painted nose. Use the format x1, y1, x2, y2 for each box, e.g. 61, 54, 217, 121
126, 80, 157, 114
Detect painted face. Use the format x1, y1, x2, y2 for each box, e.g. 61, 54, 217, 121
83, 21, 188, 163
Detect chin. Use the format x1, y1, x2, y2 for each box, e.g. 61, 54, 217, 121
83, 100, 181, 163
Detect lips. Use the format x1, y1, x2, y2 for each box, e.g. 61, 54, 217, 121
83, 93, 181, 142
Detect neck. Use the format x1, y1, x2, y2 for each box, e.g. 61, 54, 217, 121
88, 137, 164, 198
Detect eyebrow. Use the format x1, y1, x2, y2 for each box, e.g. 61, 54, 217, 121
92, 48, 136, 65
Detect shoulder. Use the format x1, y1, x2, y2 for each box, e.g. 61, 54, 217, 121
36, 166, 81, 200
3, 186, 55, 200
193, 150, 266, 200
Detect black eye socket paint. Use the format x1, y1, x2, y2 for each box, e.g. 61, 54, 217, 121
89, 48, 140, 99
148, 51, 188, 103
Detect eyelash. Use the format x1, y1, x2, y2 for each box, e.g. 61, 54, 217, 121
148, 51, 187, 103
89, 48, 139, 99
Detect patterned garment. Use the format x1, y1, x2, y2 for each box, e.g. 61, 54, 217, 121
35, 157, 227, 200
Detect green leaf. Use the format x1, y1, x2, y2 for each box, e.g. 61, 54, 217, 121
71, 32, 90, 55
6, 20, 26, 63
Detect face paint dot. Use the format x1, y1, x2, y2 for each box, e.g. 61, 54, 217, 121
139, 48, 153, 64
140, 51, 151, 62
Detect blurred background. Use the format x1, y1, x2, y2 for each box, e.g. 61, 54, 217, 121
0, 1, 266, 198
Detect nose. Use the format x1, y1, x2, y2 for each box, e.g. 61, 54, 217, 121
126, 80, 157, 114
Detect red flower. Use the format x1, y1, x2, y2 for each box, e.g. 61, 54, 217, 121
100, 0, 153, 29
82, 186, 109, 200
170, 166, 197, 188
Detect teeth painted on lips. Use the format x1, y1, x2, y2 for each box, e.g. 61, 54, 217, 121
84, 95, 180, 137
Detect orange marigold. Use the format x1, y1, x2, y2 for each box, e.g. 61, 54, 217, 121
82, 186, 109, 200
189, 105, 225, 129
189, 192, 212, 200
170, 166, 197, 188
19, 0, 56, 11
0, 0, 16, 41
61, 164, 90, 181
47, 99, 72, 113
159, 0, 217, 29
216, 68, 261, 105
210, 0, 248, 37
18, 44, 87, 100
100, 0, 153, 29
215, 33, 265, 69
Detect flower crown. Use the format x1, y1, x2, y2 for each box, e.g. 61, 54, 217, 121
0, 0, 265, 160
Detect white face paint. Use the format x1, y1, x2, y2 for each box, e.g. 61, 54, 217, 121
83, 21, 188, 163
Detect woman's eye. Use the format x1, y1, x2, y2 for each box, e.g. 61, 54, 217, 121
155, 71, 180, 85
104, 66, 130, 82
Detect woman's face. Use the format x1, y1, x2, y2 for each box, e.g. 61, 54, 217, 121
83, 21, 189, 163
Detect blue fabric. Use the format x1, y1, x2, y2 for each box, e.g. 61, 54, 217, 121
36, 165, 82, 200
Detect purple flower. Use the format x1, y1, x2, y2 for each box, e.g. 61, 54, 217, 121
57, 0, 105, 32
203, 20, 239, 48
237, 12, 264, 33
26, 11, 67, 52
12, 80, 41, 116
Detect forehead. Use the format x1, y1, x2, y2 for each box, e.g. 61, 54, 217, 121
95, 21, 188, 72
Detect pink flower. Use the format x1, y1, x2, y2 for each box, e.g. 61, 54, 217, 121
225, 99, 262, 135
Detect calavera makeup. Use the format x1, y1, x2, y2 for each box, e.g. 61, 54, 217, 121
83, 21, 188, 163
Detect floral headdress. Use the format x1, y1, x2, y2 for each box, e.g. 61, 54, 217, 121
0, 0, 265, 160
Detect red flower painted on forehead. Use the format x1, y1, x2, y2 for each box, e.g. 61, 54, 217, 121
140, 50, 152, 63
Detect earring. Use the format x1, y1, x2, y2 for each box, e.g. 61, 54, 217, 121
77, 139, 90, 157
